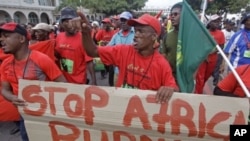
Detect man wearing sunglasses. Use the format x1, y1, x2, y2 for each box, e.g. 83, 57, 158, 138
107, 11, 135, 86
161, 2, 182, 81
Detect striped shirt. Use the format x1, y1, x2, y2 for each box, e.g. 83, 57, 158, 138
224, 29, 250, 68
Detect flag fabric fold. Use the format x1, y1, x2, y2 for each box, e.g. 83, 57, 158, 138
176, 0, 216, 92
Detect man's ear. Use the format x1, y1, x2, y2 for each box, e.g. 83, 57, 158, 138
151, 33, 158, 41
19, 35, 26, 43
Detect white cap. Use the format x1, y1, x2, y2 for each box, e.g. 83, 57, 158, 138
207, 14, 221, 24
91, 21, 99, 27
32, 23, 51, 32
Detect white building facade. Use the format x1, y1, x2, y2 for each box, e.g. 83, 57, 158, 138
0, 0, 61, 24
0, 0, 105, 24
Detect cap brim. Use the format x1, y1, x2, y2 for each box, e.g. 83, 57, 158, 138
60, 15, 77, 20
241, 16, 250, 24
101, 21, 111, 24
32, 27, 39, 30
120, 16, 129, 20
127, 19, 148, 26
32, 27, 50, 32
0, 28, 14, 33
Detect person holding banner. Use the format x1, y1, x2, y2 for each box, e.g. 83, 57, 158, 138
0, 22, 67, 141
213, 64, 250, 123
75, 12, 179, 103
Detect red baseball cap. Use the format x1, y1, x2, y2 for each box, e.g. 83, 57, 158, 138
127, 14, 161, 36
0, 22, 29, 39
102, 18, 111, 24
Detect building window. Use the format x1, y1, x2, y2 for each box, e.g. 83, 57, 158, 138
4, 14, 11, 22
24, 0, 34, 4
39, 0, 55, 6
14, 13, 20, 23
28, 13, 39, 24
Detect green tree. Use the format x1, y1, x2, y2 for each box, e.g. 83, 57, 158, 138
186, 0, 249, 14
83, 0, 147, 15
56, 0, 147, 16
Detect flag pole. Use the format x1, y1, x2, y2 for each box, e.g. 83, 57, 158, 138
200, 0, 207, 23
216, 45, 250, 97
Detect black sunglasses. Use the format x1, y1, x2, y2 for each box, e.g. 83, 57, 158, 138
170, 12, 180, 17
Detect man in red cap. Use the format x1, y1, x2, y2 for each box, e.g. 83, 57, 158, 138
95, 18, 115, 79
77, 12, 178, 103
0, 22, 66, 141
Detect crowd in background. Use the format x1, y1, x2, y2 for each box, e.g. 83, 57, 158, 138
0, 2, 250, 141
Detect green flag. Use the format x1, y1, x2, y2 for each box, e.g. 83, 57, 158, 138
176, 0, 216, 92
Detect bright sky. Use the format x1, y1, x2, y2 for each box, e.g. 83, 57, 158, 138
145, 0, 183, 8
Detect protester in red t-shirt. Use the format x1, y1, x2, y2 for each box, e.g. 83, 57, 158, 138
75, 12, 178, 103
55, 7, 96, 85
214, 65, 250, 97
214, 65, 250, 124
0, 28, 13, 124
0, 22, 66, 141
95, 18, 115, 46
95, 18, 116, 79
195, 14, 225, 94
29, 23, 56, 61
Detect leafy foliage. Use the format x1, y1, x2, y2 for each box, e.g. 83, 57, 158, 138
56, 0, 147, 16
186, 0, 249, 14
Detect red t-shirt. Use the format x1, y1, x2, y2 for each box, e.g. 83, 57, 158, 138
55, 32, 92, 84
210, 29, 225, 45
208, 29, 225, 60
98, 45, 178, 90
95, 29, 115, 42
218, 65, 250, 97
49, 32, 56, 39
0, 50, 62, 121
0, 49, 17, 121
29, 39, 56, 61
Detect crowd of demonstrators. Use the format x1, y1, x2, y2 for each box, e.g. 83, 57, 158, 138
1, 1, 250, 140
214, 14, 250, 125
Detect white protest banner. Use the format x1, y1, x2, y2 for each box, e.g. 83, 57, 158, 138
18, 80, 249, 141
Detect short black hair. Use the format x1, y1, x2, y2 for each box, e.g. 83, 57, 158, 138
171, 2, 183, 12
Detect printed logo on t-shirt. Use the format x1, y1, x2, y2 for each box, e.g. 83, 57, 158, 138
244, 50, 250, 58
60, 58, 74, 74
122, 83, 138, 89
